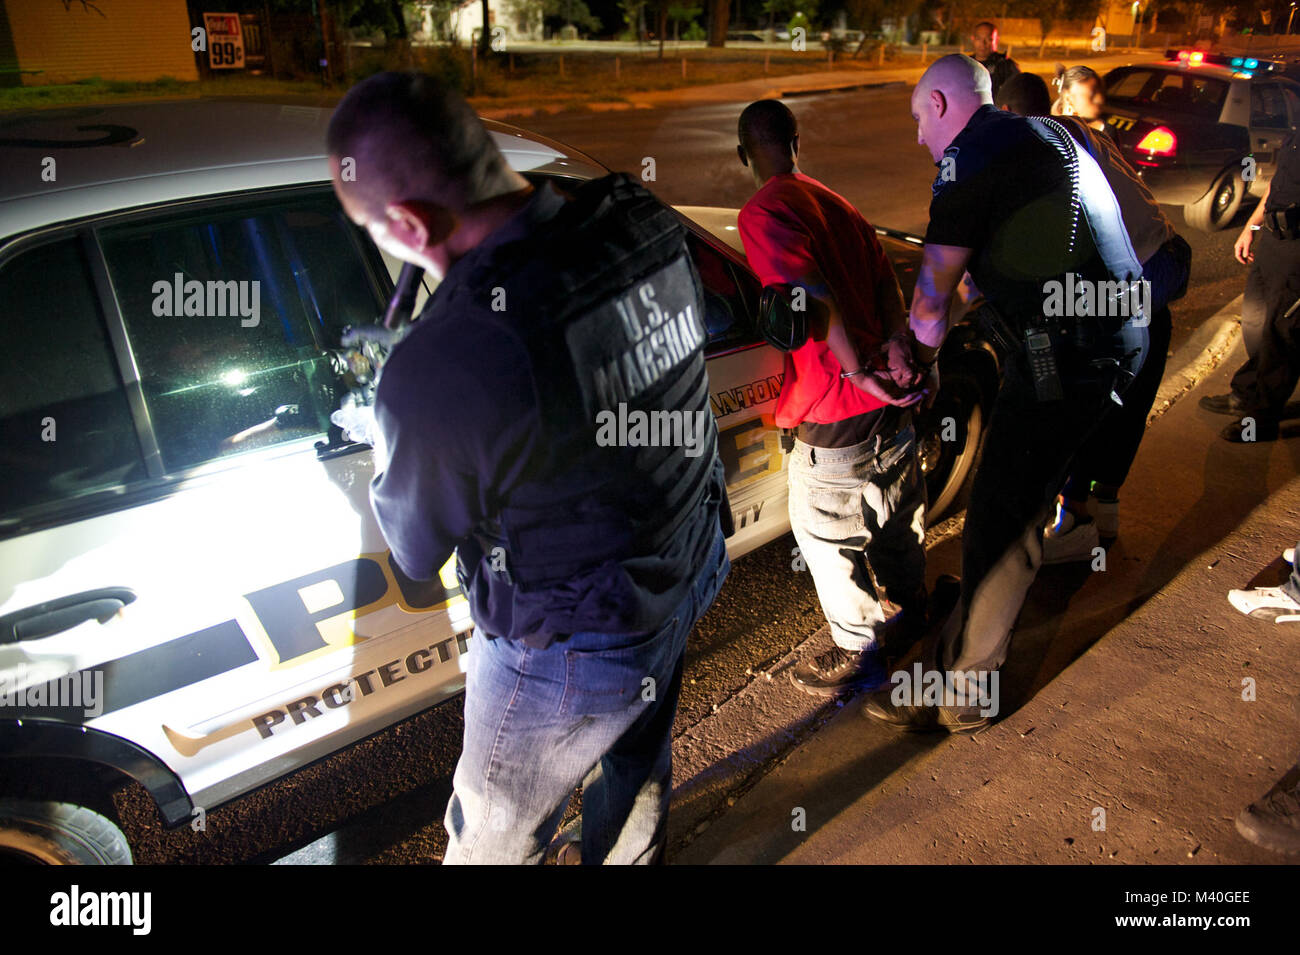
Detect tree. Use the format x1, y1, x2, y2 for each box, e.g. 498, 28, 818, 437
544, 0, 603, 31
668, 0, 703, 40
620, 0, 647, 40
1017, 0, 1100, 56
707, 0, 730, 45
844, 0, 921, 39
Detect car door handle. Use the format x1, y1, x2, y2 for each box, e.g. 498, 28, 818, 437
0, 587, 137, 644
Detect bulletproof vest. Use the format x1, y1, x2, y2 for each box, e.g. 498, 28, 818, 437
456, 173, 718, 591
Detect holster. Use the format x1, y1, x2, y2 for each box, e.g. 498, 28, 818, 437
1266, 204, 1300, 240
970, 300, 1022, 361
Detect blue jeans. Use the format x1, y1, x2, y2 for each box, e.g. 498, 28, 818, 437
443, 524, 729, 864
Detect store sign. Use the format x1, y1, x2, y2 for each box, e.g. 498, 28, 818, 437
204, 13, 246, 70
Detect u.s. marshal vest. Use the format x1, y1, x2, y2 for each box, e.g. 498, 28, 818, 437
444, 173, 721, 622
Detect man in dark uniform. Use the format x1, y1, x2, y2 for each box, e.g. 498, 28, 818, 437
1200, 134, 1300, 442
864, 55, 1143, 732
327, 72, 729, 864
972, 21, 1020, 103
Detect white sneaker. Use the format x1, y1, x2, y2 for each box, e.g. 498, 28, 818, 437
1285, 548, 1295, 565
1228, 586, 1300, 623
1092, 497, 1119, 538
1042, 506, 1102, 565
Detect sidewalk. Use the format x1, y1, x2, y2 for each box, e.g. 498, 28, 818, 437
477, 49, 1161, 118
675, 339, 1300, 864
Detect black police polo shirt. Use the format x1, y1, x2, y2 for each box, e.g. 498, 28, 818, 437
1266, 131, 1300, 214
924, 105, 1104, 324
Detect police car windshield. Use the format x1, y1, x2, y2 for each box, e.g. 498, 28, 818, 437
1106, 68, 1229, 121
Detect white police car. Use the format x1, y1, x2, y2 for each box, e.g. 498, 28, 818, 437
0, 103, 994, 863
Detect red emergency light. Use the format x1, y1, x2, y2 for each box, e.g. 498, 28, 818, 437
1135, 126, 1177, 158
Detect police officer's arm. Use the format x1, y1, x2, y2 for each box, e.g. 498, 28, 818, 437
368, 327, 541, 581
909, 242, 974, 363
1236, 180, 1270, 265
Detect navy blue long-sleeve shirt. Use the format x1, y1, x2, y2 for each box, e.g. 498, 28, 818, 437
368, 182, 723, 647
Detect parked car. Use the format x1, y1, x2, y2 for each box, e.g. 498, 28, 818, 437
0, 102, 996, 862
1102, 50, 1300, 231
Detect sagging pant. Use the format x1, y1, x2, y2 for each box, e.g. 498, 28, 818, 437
939, 320, 1133, 692
787, 418, 927, 653
1230, 229, 1300, 423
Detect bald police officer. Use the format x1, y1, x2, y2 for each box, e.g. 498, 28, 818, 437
865, 55, 1144, 732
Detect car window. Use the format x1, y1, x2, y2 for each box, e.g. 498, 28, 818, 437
1252, 83, 1290, 129
1107, 69, 1156, 101
0, 237, 145, 518
1107, 68, 1228, 120
687, 233, 756, 353
98, 193, 384, 473
1284, 85, 1300, 124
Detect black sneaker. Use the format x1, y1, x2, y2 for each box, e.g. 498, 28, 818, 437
1220, 417, 1280, 443
1199, 393, 1250, 416
1236, 765, 1300, 855
789, 645, 888, 697
861, 687, 990, 734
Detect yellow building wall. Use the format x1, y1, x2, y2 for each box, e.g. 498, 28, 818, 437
7, 0, 199, 85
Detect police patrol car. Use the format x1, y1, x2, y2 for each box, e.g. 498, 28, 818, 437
0, 103, 995, 863
1102, 50, 1300, 231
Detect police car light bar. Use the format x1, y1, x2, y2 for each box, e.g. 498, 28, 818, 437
1167, 48, 1276, 72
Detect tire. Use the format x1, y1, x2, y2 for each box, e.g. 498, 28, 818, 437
0, 799, 132, 864
916, 367, 987, 524
1184, 166, 1244, 232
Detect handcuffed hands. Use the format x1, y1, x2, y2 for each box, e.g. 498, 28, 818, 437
847, 331, 932, 408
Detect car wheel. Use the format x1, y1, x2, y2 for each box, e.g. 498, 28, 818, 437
1184, 167, 1244, 232
0, 799, 132, 864
916, 368, 986, 523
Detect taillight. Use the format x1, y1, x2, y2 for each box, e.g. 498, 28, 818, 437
1136, 126, 1177, 157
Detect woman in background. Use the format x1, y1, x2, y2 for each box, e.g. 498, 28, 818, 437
1052, 64, 1107, 132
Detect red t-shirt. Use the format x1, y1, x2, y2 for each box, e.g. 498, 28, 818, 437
738, 172, 893, 428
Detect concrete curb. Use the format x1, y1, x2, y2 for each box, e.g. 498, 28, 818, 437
1149, 294, 1243, 424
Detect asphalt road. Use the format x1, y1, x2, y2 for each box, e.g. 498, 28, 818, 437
113, 87, 1254, 864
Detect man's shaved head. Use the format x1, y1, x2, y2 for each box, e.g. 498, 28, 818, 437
910, 54, 993, 161
736, 99, 799, 186
996, 71, 1052, 116
326, 71, 529, 278
738, 99, 798, 155
915, 53, 992, 105
327, 71, 509, 217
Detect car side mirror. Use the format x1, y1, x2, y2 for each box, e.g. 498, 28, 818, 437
757, 283, 809, 352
